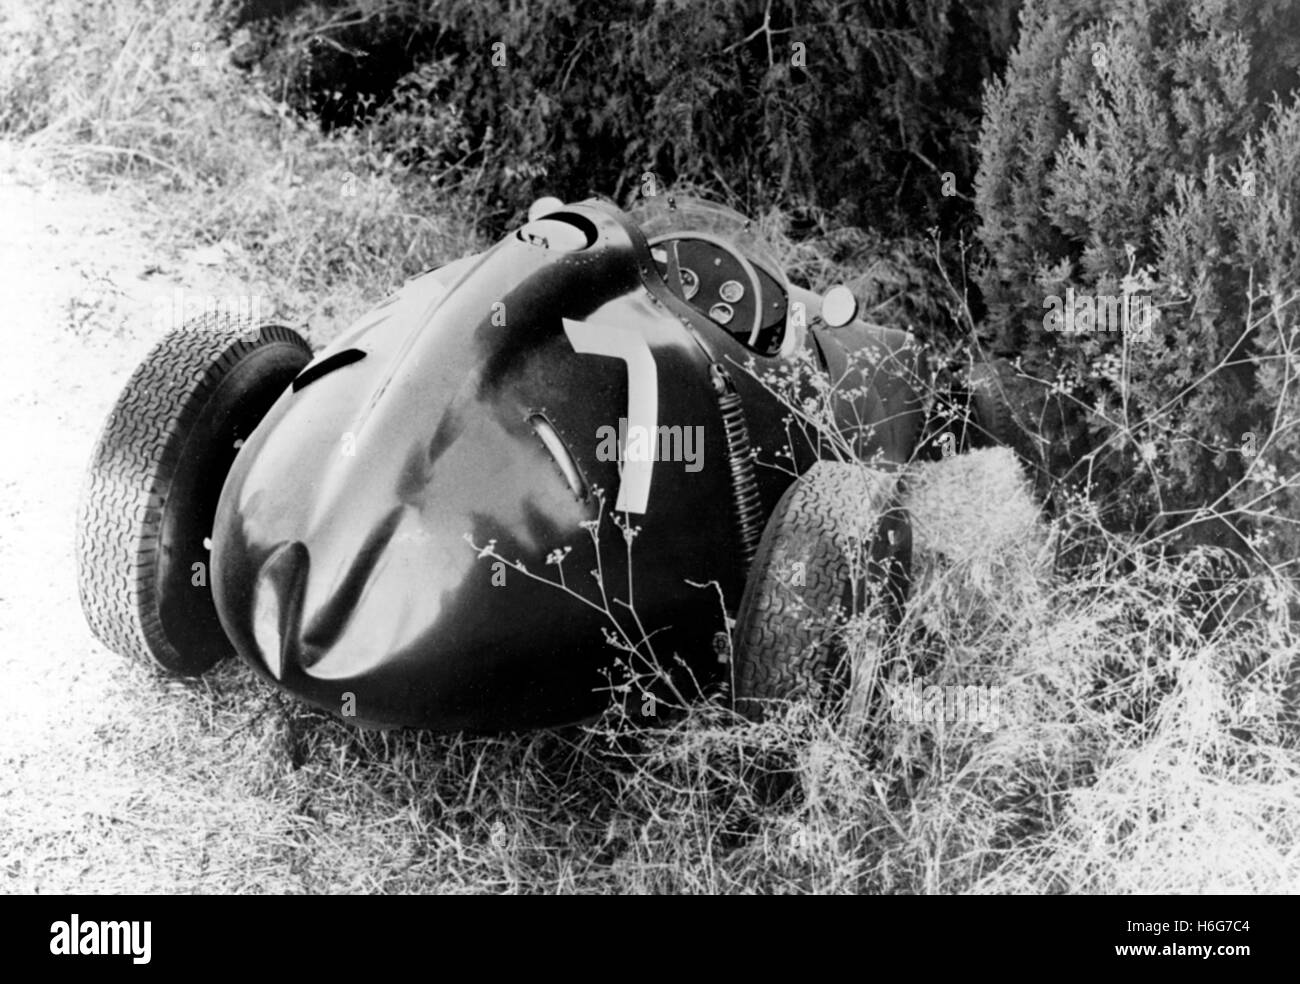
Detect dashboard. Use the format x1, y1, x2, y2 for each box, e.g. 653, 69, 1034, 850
649, 234, 789, 356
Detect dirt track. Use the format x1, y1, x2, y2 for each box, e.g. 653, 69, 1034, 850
0, 150, 311, 892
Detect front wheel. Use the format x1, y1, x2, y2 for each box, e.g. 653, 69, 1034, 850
75, 314, 312, 675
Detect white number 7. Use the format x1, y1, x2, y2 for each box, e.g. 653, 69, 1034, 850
562, 317, 658, 514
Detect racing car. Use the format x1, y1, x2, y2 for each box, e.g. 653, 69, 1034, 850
75, 196, 1011, 730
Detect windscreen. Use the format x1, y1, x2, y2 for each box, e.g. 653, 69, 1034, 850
629, 196, 790, 291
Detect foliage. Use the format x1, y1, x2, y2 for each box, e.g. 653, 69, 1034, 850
0, 0, 486, 332
6, 0, 1300, 896
240, 0, 1020, 236
975, 0, 1300, 559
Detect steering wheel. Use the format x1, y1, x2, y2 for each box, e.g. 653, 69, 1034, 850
648, 232, 765, 347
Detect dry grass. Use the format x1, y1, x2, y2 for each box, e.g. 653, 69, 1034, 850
1, 0, 485, 338
2, 0, 1298, 895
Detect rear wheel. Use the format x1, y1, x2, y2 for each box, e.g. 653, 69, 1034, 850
731, 462, 911, 721
75, 314, 312, 675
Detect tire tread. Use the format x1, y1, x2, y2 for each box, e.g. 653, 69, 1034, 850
74, 312, 311, 673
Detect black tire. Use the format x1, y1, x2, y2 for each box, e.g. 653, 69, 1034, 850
731, 462, 911, 720
75, 313, 312, 675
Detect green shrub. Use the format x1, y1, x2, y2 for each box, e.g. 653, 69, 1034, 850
242, 0, 1021, 236
975, 0, 1300, 561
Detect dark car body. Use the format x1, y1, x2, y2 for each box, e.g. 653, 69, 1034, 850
210, 199, 926, 730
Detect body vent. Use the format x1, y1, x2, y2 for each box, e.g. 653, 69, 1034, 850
292, 349, 366, 392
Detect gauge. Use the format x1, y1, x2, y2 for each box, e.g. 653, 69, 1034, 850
680, 267, 700, 300
719, 279, 745, 303
708, 302, 735, 325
